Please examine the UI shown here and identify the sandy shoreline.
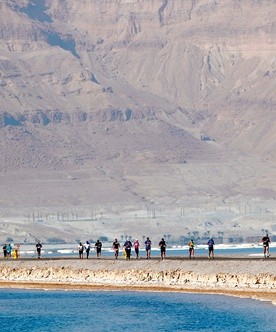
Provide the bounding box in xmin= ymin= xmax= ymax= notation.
xmin=0 ymin=258 xmax=275 ymax=304
xmin=0 ymin=280 xmax=275 ymax=305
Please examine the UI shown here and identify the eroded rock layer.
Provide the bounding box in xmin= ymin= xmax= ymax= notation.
xmin=0 ymin=260 xmax=275 ymax=292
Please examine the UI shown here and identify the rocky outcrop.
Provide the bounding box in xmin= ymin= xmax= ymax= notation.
xmin=0 ymin=107 xmax=157 ymax=127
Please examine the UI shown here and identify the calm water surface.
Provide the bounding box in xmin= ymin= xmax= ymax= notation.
xmin=19 ymin=245 xmax=276 ymax=259
xmin=0 ymin=289 xmax=275 ymax=332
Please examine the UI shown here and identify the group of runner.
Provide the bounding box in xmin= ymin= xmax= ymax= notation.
xmin=187 ymin=238 xmax=214 ymax=260
xmin=111 ymin=234 xmax=271 ymax=260
xmin=188 ymin=234 xmax=271 ymax=260
xmin=51 ymin=233 xmax=271 ymax=260
xmin=112 ymin=236 xmax=216 ymax=260
xmin=112 ymin=237 xmax=166 ymax=260
xmin=77 ymin=240 xmax=103 ymax=259
xmin=112 ymin=236 xmax=217 ymax=260
xmin=2 ymin=243 xmax=13 ymax=258
xmin=2 ymin=234 xmax=271 ymax=259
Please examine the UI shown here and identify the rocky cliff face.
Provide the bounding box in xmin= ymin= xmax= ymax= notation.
xmin=1 ymin=0 xmax=274 ymax=156
xmin=0 ymin=0 xmax=275 ymax=241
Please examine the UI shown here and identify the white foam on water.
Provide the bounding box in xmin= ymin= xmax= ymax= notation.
xmin=57 ymin=249 xmax=74 ymax=254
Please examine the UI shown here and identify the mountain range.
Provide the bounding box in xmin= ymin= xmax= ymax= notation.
xmin=0 ymin=0 xmax=275 ymax=244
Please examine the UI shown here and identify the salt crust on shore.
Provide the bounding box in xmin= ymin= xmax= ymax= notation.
xmin=0 ymin=259 xmax=275 ymax=304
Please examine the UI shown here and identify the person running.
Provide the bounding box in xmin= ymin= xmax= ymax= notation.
xmin=207 ymin=237 xmax=215 ymax=259
xmin=133 ymin=239 xmax=140 ymax=259
xmin=113 ymin=238 xmax=120 ymax=259
xmin=94 ymin=239 xmax=102 ymax=258
xmin=188 ymin=239 xmax=195 ymax=259
xmin=78 ymin=242 xmax=84 ymax=259
xmin=6 ymin=244 xmax=12 ymax=258
xmin=84 ymin=241 xmax=91 ymax=259
xmin=145 ymin=237 xmax=152 ymax=259
xmin=2 ymin=244 xmax=7 ymax=259
xmin=13 ymin=245 xmax=19 ymax=259
xmin=123 ymin=239 xmax=132 ymax=260
xmin=159 ymin=238 xmax=166 ymax=260
xmin=36 ymin=241 xmax=42 ymax=259
xmin=262 ymin=233 xmax=271 ymax=258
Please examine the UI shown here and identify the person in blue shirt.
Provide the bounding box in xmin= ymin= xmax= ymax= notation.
xmin=123 ymin=240 xmax=132 ymax=260
xmin=145 ymin=237 xmax=152 ymax=259
xmin=207 ymin=238 xmax=215 ymax=259
xmin=6 ymin=244 xmax=12 ymax=258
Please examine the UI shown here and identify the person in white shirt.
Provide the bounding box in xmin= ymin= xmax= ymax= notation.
xmin=84 ymin=241 xmax=91 ymax=259
xmin=78 ymin=242 xmax=84 ymax=259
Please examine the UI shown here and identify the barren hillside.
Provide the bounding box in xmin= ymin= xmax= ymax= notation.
xmin=0 ymin=0 xmax=275 ymax=243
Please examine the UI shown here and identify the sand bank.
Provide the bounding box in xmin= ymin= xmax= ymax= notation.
xmin=0 ymin=258 xmax=275 ymax=304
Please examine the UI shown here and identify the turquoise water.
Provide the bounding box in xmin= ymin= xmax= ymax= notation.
xmin=0 ymin=289 xmax=275 ymax=332
xmin=28 ymin=245 xmax=276 ymax=258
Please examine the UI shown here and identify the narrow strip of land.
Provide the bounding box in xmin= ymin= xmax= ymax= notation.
xmin=0 ymin=259 xmax=275 ymax=304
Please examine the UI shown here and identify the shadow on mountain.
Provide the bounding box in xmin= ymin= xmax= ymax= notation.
xmin=43 ymin=31 xmax=80 ymax=59
xmin=20 ymin=0 xmax=52 ymax=23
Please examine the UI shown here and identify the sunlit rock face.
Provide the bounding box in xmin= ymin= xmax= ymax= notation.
xmin=0 ymin=1 xmax=275 ymax=242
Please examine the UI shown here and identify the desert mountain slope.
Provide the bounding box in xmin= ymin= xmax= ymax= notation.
xmin=0 ymin=0 xmax=275 ymax=243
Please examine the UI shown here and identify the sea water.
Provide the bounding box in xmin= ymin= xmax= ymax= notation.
xmin=0 ymin=289 xmax=275 ymax=332
xmin=18 ymin=244 xmax=276 ymax=259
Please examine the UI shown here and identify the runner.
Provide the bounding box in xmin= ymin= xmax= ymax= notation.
xmin=123 ymin=239 xmax=132 ymax=260
xmin=113 ymin=238 xmax=120 ymax=259
xmin=262 ymin=233 xmax=271 ymax=258
xmin=13 ymin=245 xmax=20 ymax=259
xmin=84 ymin=241 xmax=91 ymax=259
xmin=94 ymin=239 xmax=102 ymax=258
xmin=2 ymin=244 xmax=7 ymax=259
xmin=133 ymin=239 xmax=140 ymax=259
xmin=36 ymin=241 xmax=42 ymax=259
xmin=159 ymin=238 xmax=166 ymax=260
xmin=207 ymin=237 xmax=215 ymax=259
xmin=78 ymin=242 xmax=84 ymax=259
xmin=6 ymin=244 xmax=12 ymax=258
xmin=188 ymin=239 xmax=195 ymax=259
xmin=145 ymin=237 xmax=152 ymax=259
